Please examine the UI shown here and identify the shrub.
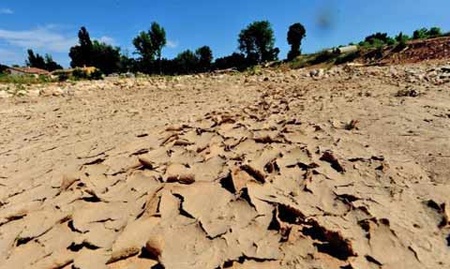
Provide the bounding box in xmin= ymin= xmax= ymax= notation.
xmin=413 ymin=28 xmax=428 ymax=39
xmin=72 ymin=68 xmax=103 ymax=80
xmin=72 ymin=69 xmax=88 ymax=80
xmin=58 ymin=73 xmax=69 ymax=82
xmin=89 ymin=69 xmax=103 ymax=80
xmin=392 ymin=38 xmax=408 ymax=52
xmin=427 ymin=27 xmax=442 ymax=38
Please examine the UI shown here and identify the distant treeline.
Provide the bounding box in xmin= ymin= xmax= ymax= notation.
xmin=355 ymin=27 xmax=447 ymax=49
xmin=61 ymin=21 xmax=306 ymax=75
xmin=2 ymin=23 xmax=448 ymax=76
xmin=3 ymin=21 xmax=306 ymax=76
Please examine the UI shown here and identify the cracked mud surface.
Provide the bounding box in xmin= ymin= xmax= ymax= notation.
xmin=1 ymin=62 xmax=450 ymax=268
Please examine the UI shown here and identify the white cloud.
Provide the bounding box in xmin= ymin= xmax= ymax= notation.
xmin=0 ymin=8 xmax=13 ymax=14
xmin=0 ymin=26 xmax=77 ymax=53
xmin=167 ymin=40 xmax=178 ymax=49
xmin=98 ymin=36 xmax=115 ymax=45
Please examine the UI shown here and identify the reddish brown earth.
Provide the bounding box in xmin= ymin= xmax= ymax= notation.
xmin=367 ymin=36 xmax=450 ymax=65
xmin=0 ymin=61 xmax=450 ymax=269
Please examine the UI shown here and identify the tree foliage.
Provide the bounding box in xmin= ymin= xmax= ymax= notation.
xmin=133 ymin=22 xmax=166 ymax=73
xmin=51 ymin=21 xmax=449 ymax=77
xmin=26 ymin=49 xmax=62 ymax=71
xmin=196 ymin=46 xmax=213 ymax=72
xmin=395 ymin=32 xmax=410 ymax=43
xmin=91 ymin=41 xmax=121 ymax=75
xmin=359 ymin=32 xmax=395 ymax=48
xmin=69 ymin=26 xmax=121 ymax=74
xmin=213 ymin=53 xmax=247 ymax=71
xmin=69 ymin=27 xmax=94 ymax=67
xmin=26 ymin=49 xmax=46 ymax=69
xmin=413 ymin=27 xmax=442 ymax=39
xmin=0 ymin=64 xmax=8 ymax=73
xmin=413 ymin=28 xmax=428 ymax=40
xmin=287 ymin=23 xmax=306 ymax=61
xmin=174 ymin=50 xmax=199 ymax=74
xmin=133 ymin=31 xmax=153 ymax=61
xmin=238 ymin=20 xmax=279 ymax=64
xmin=428 ymin=27 xmax=442 ymax=37
xmin=150 ymin=22 xmax=167 ymax=62
xmin=43 ymin=54 xmax=63 ymax=71
xmin=156 ymin=46 xmax=214 ymax=75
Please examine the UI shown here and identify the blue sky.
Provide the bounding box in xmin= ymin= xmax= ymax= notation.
xmin=0 ymin=0 xmax=449 ymax=67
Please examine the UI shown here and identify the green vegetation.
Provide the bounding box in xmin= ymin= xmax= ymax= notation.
xmin=132 ymin=22 xmax=167 ymax=74
xmin=0 ymin=73 xmax=54 ymax=84
xmin=287 ymin=23 xmax=306 ymax=61
xmin=196 ymin=46 xmax=213 ymax=73
xmin=69 ymin=27 xmax=121 ymax=75
xmin=359 ymin=32 xmax=395 ymax=48
xmin=288 ymin=50 xmax=338 ymax=69
xmin=1 ymin=23 xmax=448 ymax=80
xmin=358 ymin=27 xmax=445 ymax=50
xmin=413 ymin=27 xmax=442 ymax=39
xmin=238 ymin=20 xmax=279 ymax=65
xmin=213 ymin=53 xmax=247 ymax=71
xmin=288 ymin=26 xmax=447 ymax=68
xmin=26 ymin=49 xmax=62 ymax=71
xmin=71 ymin=68 xmax=103 ymax=80
xmin=0 ymin=64 xmax=8 ymax=74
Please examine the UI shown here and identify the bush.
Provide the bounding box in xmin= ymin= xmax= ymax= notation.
xmin=89 ymin=69 xmax=103 ymax=80
xmin=58 ymin=73 xmax=69 ymax=82
xmin=72 ymin=68 xmax=103 ymax=80
xmin=413 ymin=28 xmax=429 ymax=39
xmin=392 ymin=39 xmax=408 ymax=52
xmin=72 ymin=69 xmax=88 ymax=80
xmin=0 ymin=74 xmax=55 ymax=84
xmin=427 ymin=27 xmax=442 ymax=38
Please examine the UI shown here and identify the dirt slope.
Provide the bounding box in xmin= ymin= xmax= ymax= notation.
xmin=0 ymin=62 xmax=449 ymax=269
xmin=366 ymin=36 xmax=450 ymax=65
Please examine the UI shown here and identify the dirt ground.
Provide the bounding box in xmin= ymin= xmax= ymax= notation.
xmin=0 ymin=62 xmax=449 ymax=269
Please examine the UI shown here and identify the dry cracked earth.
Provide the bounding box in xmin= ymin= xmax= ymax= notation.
xmin=0 ymin=62 xmax=450 ymax=269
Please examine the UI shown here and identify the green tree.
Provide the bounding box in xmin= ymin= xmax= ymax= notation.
xmin=91 ymin=41 xmax=121 ymax=75
xmin=195 ymin=46 xmax=213 ymax=72
xmin=26 ymin=49 xmax=62 ymax=71
xmin=174 ymin=50 xmax=199 ymax=74
xmin=132 ymin=22 xmax=166 ymax=73
xmin=358 ymin=32 xmax=398 ymax=48
xmin=213 ymin=53 xmax=247 ymax=71
xmin=132 ymin=30 xmax=153 ymax=71
xmin=69 ymin=27 xmax=120 ymax=74
xmin=393 ymin=32 xmax=410 ymax=51
xmin=238 ymin=20 xmax=279 ymax=64
xmin=44 ymin=54 xmax=63 ymax=71
xmin=427 ymin=27 xmax=442 ymax=37
xmin=287 ymin=23 xmax=306 ymax=61
xmin=69 ymin=26 xmax=94 ymax=67
xmin=118 ymin=54 xmax=136 ymax=73
xmin=150 ymin=23 xmax=166 ymax=66
xmin=0 ymin=64 xmax=8 ymax=73
xmin=413 ymin=28 xmax=428 ymax=39
xmin=395 ymin=32 xmax=410 ymax=43
xmin=26 ymin=49 xmax=46 ymax=69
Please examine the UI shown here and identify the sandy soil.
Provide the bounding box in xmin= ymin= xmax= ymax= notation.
xmin=0 ymin=62 xmax=449 ymax=269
